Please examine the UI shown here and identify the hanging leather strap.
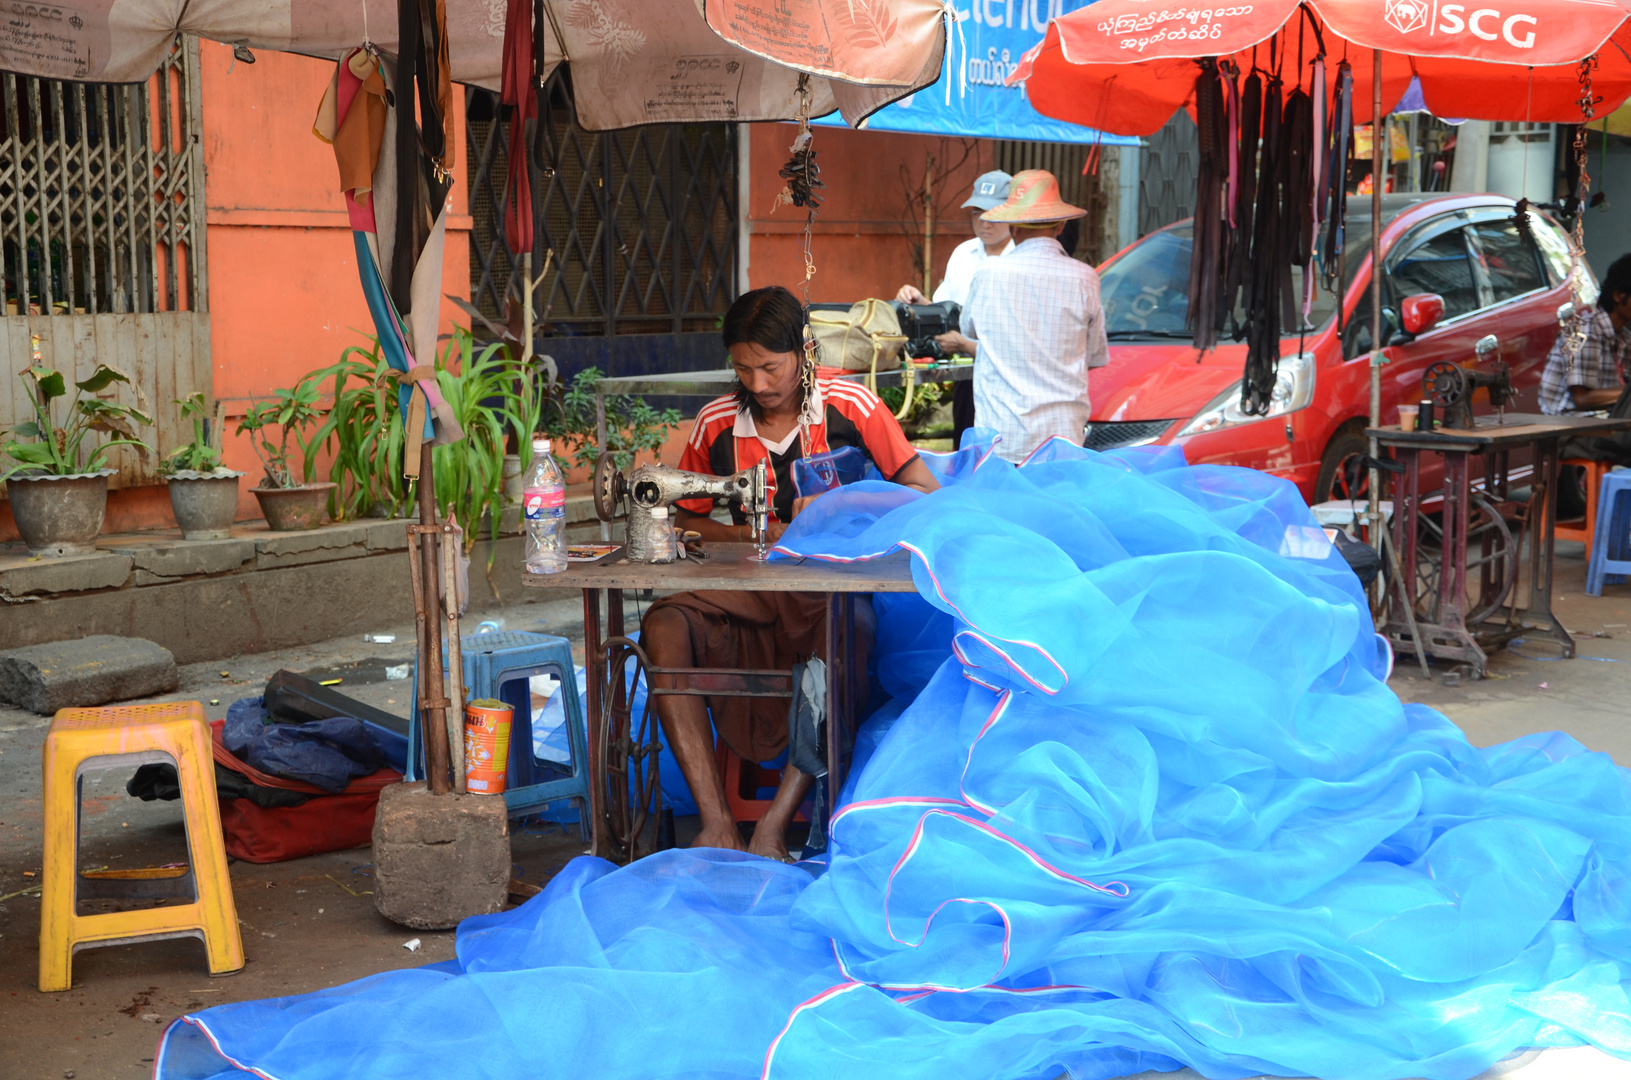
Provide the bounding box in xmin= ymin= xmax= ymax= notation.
xmin=401 ymin=365 xmax=436 ymax=477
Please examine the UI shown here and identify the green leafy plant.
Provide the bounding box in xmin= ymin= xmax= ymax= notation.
xmin=430 ymin=325 xmax=529 ymax=553
xmin=296 ymin=326 xmax=683 ymax=557
xmin=237 ymin=381 xmax=323 ymax=489
xmin=303 ymin=326 xmax=533 ymax=552
xmin=881 ymin=379 xmax=946 ymax=436
xmin=303 ymin=340 xmax=412 ymax=519
xmin=1 ymin=362 xmax=153 ymax=482
xmin=542 ymin=365 xmax=682 ymax=474
xmin=158 ymin=392 xmax=225 ymax=475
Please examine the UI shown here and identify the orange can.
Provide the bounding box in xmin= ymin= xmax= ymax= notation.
xmin=463 ymin=699 xmax=513 ymax=794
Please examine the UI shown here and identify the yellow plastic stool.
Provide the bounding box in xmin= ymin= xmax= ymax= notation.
xmin=39 ymin=700 xmax=243 ymax=992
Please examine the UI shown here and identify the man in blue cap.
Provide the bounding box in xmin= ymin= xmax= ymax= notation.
xmin=897 ymin=169 xmax=1013 ymax=448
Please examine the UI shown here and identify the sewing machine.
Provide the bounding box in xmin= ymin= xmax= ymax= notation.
xmin=593 ymin=453 xmax=771 ymax=562
xmin=1422 ymin=357 xmax=1516 ymax=430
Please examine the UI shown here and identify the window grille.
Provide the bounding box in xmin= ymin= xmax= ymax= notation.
xmin=993 ymin=140 xmax=1107 ymax=263
xmin=466 ymin=74 xmax=738 ymax=336
xmin=1138 ymin=110 xmax=1197 ymax=238
xmin=0 ymin=39 xmax=206 ymax=316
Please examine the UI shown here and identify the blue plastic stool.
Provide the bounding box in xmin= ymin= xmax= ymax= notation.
xmin=407 ymin=631 xmax=590 ymax=826
xmin=1586 ymin=469 xmax=1631 ymax=596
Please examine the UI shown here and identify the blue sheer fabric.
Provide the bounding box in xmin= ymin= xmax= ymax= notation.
xmin=158 ymin=431 xmax=1631 ymax=1080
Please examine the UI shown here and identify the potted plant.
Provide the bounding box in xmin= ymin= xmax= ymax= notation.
xmin=1 ymin=354 xmax=153 ymax=556
xmin=159 ymin=392 xmax=245 ymax=540
xmin=237 ymin=380 xmax=334 ymax=531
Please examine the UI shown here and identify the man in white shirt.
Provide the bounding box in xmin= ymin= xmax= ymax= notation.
xmin=896 ymin=170 xmax=1013 ymax=447
xmin=960 ymin=169 xmax=1109 ymax=463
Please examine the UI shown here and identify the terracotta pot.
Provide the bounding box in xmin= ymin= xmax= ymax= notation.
xmin=250 ymin=483 xmax=336 ymax=531
xmin=4 ymin=470 xmax=114 ymax=556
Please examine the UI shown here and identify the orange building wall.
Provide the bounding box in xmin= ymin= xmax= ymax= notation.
xmin=202 ymin=42 xmax=474 ymax=522
xmin=745 ymin=125 xmax=1000 ymax=301
xmin=51 ymin=42 xmax=475 ymax=535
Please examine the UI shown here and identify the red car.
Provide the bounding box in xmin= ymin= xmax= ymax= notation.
xmin=1087 ymin=193 xmax=1594 ymax=504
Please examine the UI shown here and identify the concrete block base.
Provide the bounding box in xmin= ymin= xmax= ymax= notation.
xmin=371 ymin=781 xmax=510 ymax=930
xmin=0 ymin=634 xmax=178 ymax=714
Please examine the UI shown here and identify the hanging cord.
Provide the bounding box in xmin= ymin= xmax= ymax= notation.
xmin=774 ymin=74 xmax=824 ymax=462
xmin=1561 ymin=55 xmax=1600 ymax=361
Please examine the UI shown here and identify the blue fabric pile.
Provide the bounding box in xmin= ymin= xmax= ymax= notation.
xmin=223 ymin=696 xmax=385 ymax=793
xmin=158 ymin=434 xmax=1631 ymax=1080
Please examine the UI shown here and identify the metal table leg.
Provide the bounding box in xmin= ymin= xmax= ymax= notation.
xmin=824 ymin=593 xmax=857 ymax=828
xmin=582 ymin=587 xmax=609 ymax=858
xmin=1517 ymin=436 xmax=1575 ymax=658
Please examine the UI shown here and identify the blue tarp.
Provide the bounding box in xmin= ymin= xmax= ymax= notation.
xmin=815 ymin=1 xmax=1140 ymax=146
xmin=157 ymin=432 xmax=1631 ymax=1080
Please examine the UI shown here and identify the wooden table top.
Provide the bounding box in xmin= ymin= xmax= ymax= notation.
xmin=522 ymin=543 xmax=918 ymax=593
xmin=1368 ymin=412 xmax=1631 ymax=450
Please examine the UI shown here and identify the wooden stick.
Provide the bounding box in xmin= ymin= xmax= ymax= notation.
xmin=442 ymin=516 xmax=467 ymax=792
xmin=416 ymin=442 xmax=452 ymax=794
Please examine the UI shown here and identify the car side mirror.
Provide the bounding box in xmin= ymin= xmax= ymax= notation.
xmin=1401 ymin=293 xmax=1445 ymax=336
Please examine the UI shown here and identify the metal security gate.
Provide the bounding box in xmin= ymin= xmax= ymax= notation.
xmin=466 ymin=74 xmax=738 ymax=337
xmin=0 ymin=39 xmax=210 ymax=491
xmin=993 ymin=140 xmax=1109 ymax=263
xmin=1139 ymin=110 xmax=1198 ymax=237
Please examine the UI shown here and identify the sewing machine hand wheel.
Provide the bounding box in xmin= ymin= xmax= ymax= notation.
xmin=593 ymin=452 xmax=627 ymax=522
xmin=1422 ymin=361 xmax=1464 ymax=407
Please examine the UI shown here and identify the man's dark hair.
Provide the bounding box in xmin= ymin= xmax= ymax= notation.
xmin=1602 ymin=254 xmax=1631 ymax=309
xmin=724 ymin=286 xmax=811 ymax=420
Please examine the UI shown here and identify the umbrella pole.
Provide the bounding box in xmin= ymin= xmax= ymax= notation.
xmin=1367 ymin=50 xmax=1385 ymax=605
xmin=416 ymin=441 xmax=453 ymax=795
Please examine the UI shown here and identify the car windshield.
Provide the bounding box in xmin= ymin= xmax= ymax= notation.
xmin=1100 ymin=221 xmax=1372 ymax=339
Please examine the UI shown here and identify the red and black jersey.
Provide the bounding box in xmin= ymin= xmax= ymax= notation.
xmin=677 ymin=370 xmax=920 ymax=524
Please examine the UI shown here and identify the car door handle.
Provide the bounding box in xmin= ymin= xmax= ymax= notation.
xmin=1557 ymin=301 xmax=1576 ymax=325
xmin=1475 ymin=334 xmax=1498 ymax=359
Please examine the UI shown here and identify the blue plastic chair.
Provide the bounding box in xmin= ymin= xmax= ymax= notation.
xmin=407 ymin=631 xmax=590 ymax=827
xmin=1586 ymin=470 xmax=1631 ymax=596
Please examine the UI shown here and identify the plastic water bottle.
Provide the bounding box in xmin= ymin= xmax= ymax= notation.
xmin=523 ymin=437 xmax=567 ymax=575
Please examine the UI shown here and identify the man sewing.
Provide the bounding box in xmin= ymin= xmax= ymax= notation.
xmin=641 ymin=286 xmax=940 ymax=861
xmin=960 ymin=169 xmax=1110 ymax=463
xmin=896 ymin=170 xmax=1013 ymax=449
xmin=1540 ymin=253 xmax=1631 ymax=467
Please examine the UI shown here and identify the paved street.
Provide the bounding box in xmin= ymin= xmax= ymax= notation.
xmin=1 ymin=546 xmax=1629 ymax=1077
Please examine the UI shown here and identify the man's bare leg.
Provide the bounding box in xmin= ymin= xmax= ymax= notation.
xmin=747 ymin=764 xmax=815 ymax=862
xmin=642 ymin=607 xmax=743 ymax=851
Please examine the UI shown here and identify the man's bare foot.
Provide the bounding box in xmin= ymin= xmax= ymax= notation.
xmin=691 ymin=821 xmax=746 ymax=851
xmin=747 ymin=830 xmax=796 ymax=863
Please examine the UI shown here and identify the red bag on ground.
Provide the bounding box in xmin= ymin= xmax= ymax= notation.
xmin=207 ymin=719 xmax=401 ymax=864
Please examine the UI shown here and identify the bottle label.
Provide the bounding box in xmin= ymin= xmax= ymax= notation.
xmin=523 ymin=488 xmax=565 ymax=520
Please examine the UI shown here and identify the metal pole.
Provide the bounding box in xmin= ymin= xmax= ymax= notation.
xmin=1367 ymin=50 xmax=1386 ymax=595
xmin=922 ymin=153 xmax=935 ymax=297
xmin=417 ymin=442 xmax=452 ymax=794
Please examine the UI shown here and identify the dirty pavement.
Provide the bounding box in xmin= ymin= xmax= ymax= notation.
xmin=2 ymin=553 xmax=1629 ymax=1078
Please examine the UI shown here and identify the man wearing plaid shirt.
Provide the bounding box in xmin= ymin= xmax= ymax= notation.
xmin=1539 ymin=254 xmax=1631 ymax=465
xmin=961 ymin=170 xmax=1109 ymax=463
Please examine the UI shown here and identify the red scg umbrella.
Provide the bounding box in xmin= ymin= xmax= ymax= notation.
xmin=1012 ymin=0 xmax=1631 ymax=136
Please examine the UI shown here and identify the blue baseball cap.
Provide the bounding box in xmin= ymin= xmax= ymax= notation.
xmin=962 ymin=170 xmax=1012 ymax=212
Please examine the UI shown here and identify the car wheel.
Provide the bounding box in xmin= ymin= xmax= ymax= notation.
xmin=1314 ymin=426 xmax=1372 ymax=505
